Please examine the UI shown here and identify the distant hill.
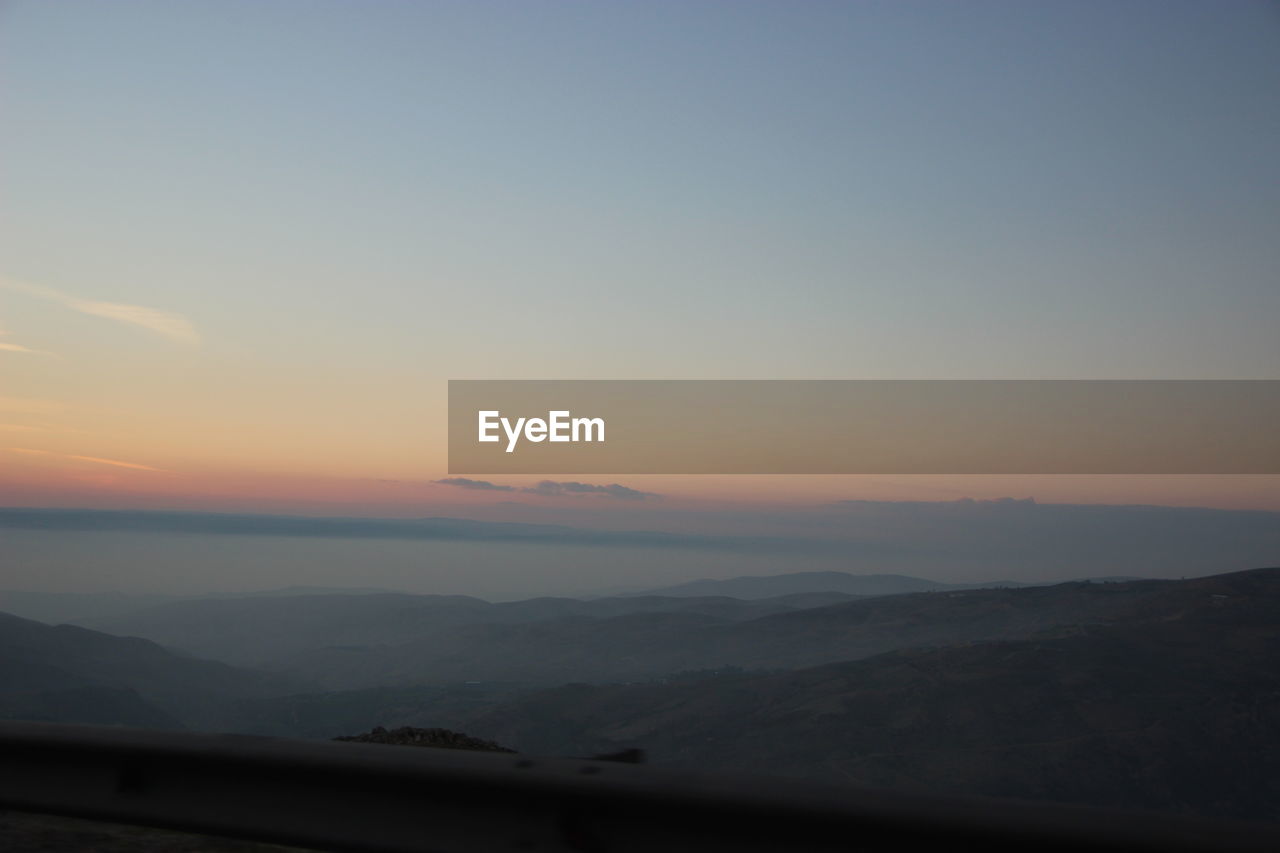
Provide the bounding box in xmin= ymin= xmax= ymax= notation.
xmin=16 ymin=568 xmax=1280 ymax=821
xmin=0 ymin=591 xmax=187 ymax=627
xmin=80 ymin=572 xmax=1160 ymax=681
xmin=627 ymin=570 xmax=1149 ymax=599
xmin=0 ymin=586 xmax=399 ymax=626
xmin=267 ymin=571 xmax=1227 ymax=690
xmin=219 ymin=585 xmax=400 ymax=598
xmin=629 ymin=571 xmax=977 ymax=599
xmin=0 ymin=611 xmax=304 ymax=729
xmin=200 ymin=568 xmax=1277 ymax=699
xmin=422 ymin=567 xmax=1280 ymax=821
xmin=77 ymin=590 xmax=860 ymax=667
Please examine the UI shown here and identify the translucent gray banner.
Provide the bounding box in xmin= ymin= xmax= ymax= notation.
xmin=448 ymin=380 xmax=1280 ymax=474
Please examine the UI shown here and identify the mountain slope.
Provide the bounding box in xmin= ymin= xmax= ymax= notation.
xmin=0 ymin=611 xmax=303 ymax=729
xmin=436 ymin=568 xmax=1280 ymax=820
xmin=77 ymin=590 xmax=862 ymax=666
xmin=629 ymin=570 xmax=1156 ymax=599
xmin=273 ymin=570 xmax=1276 ymax=689
xmin=630 ymin=571 xmax=972 ymax=598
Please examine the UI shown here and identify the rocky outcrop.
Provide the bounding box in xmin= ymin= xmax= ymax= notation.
xmin=334 ymin=725 xmax=515 ymax=753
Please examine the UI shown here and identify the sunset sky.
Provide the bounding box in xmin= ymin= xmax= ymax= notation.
xmin=3 ymin=0 xmax=1278 ymax=526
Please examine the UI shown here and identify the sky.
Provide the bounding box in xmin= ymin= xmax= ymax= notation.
xmin=1 ymin=1 xmax=1278 ymax=594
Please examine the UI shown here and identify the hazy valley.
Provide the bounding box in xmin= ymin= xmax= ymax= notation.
xmin=3 ymin=567 xmax=1278 ymax=822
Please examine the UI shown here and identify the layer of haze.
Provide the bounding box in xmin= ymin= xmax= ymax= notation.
xmin=2 ymin=499 xmax=1277 ymax=598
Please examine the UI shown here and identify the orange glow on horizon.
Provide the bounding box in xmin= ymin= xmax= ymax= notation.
xmin=2 ymin=444 xmax=1278 ymax=517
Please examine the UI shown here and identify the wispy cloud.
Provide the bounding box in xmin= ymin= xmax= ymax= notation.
xmin=0 ymin=341 xmax=47 ymax=355
xmin=2 ymin=279 xmax=200 ymax=345
xmin=65 ymin=454 xmax=165 ymax=472
xmin=5 ymin=447 xmax=165 ymax=472
xmin=0 ymin=326 xmax=49 ymax=356
xmin=523 ymin=480 xmax=659 ymax=501
xmin=434 ymin=477 xmax=516 ymax=492
xmin=435 ymin=477 xmax=660 ymax=501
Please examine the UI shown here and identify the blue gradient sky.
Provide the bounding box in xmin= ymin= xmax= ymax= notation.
xmin=2 ymin=1 xmax=1278 ymax=512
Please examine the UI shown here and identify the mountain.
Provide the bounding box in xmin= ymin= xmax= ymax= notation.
xmin=0 ymin=611 xmax=304 ymax=729
xmin=76 ymin=590 xmax=861 ymax=667
xmin=79 ymin=593 xmax=491 ymax=665
xmin=628 ymin=570 xmax=1150 ymax=599
xmin=220 ymin=585 xmax=401 ymax=598
xmin=266 ymin=571 xmax=1246 ymax=690
xmin=629 ymin=571 xmax=969 ymax=598
xmin=402 ymin=567 xmax=1280 ymax=821
xmin=79 ymin=572 xmax=1173 ymax=688
xmin=0 ymin=586 xmax=399 ymax=626
xmin=0 ymin=591 xmax=187 ymax=626
xmin=228 ymin=568 xmax=1278 ymax=704
xmin=22 ymin=568 xmax=1278 ymax=821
